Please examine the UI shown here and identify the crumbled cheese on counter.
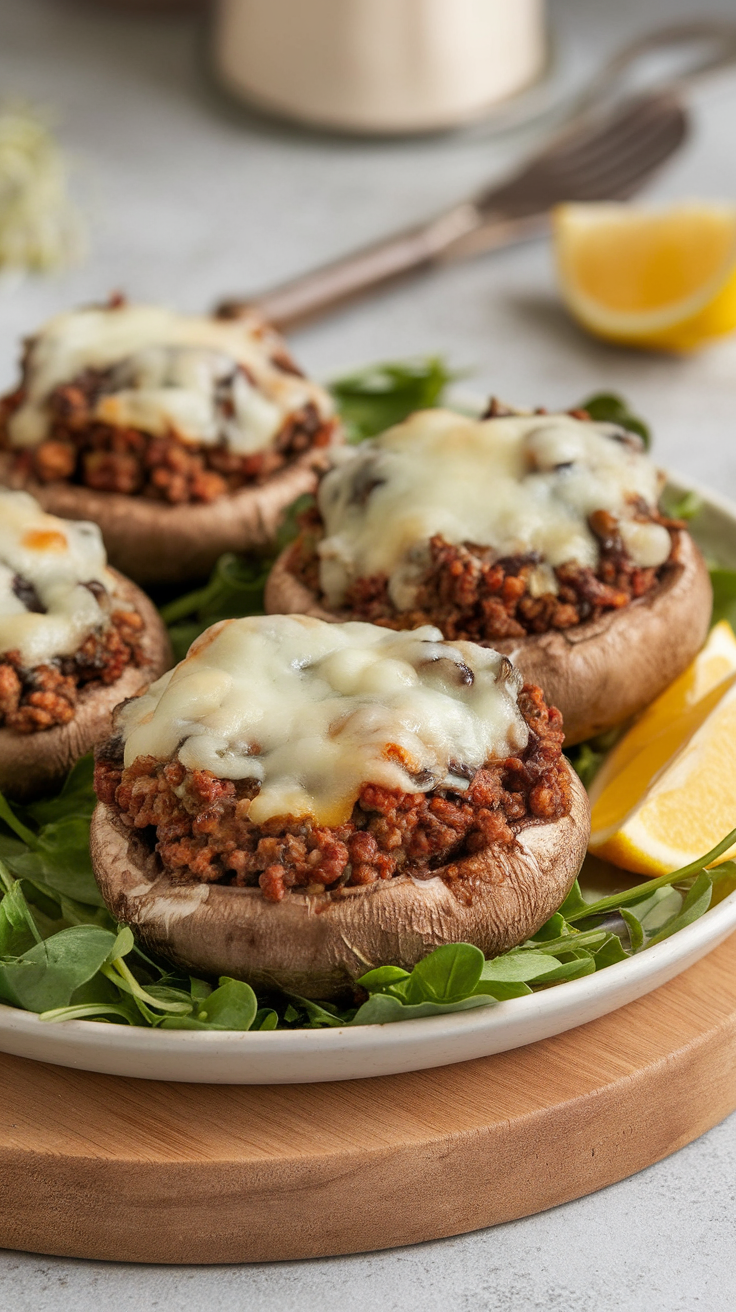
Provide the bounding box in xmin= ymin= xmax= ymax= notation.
xmin=316 ymin=408 xmax=671 ymax=610
xmin=7 ymin=303 xmax=334 ymax=454
xmin=118 ymin=614 xmax=529 ymax=827
xmin=0 ymin=490 xmax=120 ymax=666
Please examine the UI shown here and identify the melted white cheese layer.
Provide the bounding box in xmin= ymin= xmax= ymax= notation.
xmin=0 ymin=490 xmax=119 ymax=666
xmin=316 ymin=409 xmax=671 ymax=609
xmin=118 ymin=614 xmax=529 ymax=827
xmin=7 ymin=303 xmax=334 ymax=455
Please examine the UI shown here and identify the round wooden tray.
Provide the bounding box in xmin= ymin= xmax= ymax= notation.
xmin=2 ymin=930 xmax=736 ymax=1265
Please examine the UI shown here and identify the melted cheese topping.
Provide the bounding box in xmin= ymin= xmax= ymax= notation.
xmin=7 ymin=303 xmax=334 ymax=454
xmin=118 ymin=614 xmax=529 ymax=827
xmin=316 ymin=409 xmax=671 ymax=609
xmin=0 ymin=490 xmax=120 ymax=666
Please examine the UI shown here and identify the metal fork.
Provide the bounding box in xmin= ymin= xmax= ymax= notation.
xmin=223 ymin=91 xmax=687 ymax=332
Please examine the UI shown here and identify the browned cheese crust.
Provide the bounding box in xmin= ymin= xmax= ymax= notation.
xmin=0 ymin=446 xmax=335 ymax=584
xmin=0 ymin=570 xmax=172 ymax=802
xmin=90 ymin=760 xmax=590 ymax=999
xmin=265 ymin=529 xmax=713 ymax=746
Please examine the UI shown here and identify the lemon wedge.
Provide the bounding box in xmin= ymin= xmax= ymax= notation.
xmin=589 ymin=623 xmax=736 ymax=875
xmin=591 ymin=620 xmax=736 ymax=791
xmin=554 ymin=202 xmax=736 ymax=351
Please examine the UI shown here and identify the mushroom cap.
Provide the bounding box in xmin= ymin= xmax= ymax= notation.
xmin=0 ymin=570 xmax=172 ymax=803
xmin=0 ymin=445 xmax=335 ymax=584
xmin=90 ymin=762 xmax=589 ymax=1000
xmin=265 ymin=529 xmax=713 ymax=746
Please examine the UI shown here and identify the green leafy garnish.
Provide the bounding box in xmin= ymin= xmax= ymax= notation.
xmin=709 ymin=568 xmax=736 ymax=630
xmin=329 ymin=357 xmax=456 ymax=442
xmin=160 ymin=977 xmax=258 ymax=1031
xmin=579 ymin=392 xmax=651 ymax=448
xmin=660 ymin=489 xmax=703 ymax=522
xmin=159 ymin=553 xmax=272 ymax=662
xmin=565 ymin=727 xmax=623 ymax=789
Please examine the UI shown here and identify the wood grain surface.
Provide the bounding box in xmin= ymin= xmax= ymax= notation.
xmin=1 ymin=932 xmax=736 ymax=1265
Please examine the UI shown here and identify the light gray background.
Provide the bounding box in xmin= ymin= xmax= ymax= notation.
xmin=1 ymin=1 xmax=736 ymax=1308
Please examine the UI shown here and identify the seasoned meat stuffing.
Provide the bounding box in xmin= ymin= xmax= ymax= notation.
xmin=0 ymin=371 xmax=337 ymax=504
xmin=95 ymin=682 xmax=571 ymax=903
xmin=0 ymin=606 xmax=145 ymax=733
xmin=288 ymin=506 xmax=680 ymax=642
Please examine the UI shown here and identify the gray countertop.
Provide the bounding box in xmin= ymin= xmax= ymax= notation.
xmin=1 ymin=1 xmax=736 ymax=1308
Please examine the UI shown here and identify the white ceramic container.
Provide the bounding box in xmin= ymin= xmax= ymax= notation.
xmin=212 ymin=0 xmax=548 ymax=134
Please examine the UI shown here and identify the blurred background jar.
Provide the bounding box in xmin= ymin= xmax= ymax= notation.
xmin=211 ymin=0 xmax=548 ymax=135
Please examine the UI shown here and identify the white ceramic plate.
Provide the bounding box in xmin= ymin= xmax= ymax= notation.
xmin=0 ymin=471 xmax=734 ymax=1083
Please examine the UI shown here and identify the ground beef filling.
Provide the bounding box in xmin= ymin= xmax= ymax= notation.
xmin=289 ymin=506 xmax=680 ymax=643
xmin=94 ymin=683 xmax=571 ymax=904
xmin=0 ymin=606 xmax=145 ymax=733
xmin=0 ymin=369 xmax=336 ymax=505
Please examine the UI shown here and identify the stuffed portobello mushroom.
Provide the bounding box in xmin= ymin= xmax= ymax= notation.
xmin=0 ymin=297 xmax=341 ymax=583
xmin=91 ymin=614 xmax=589 ymax=999
xmin=266 ymin=404 xmax=712 ymax=745
xmin=0 ymin=490 xmax=171 ymax=802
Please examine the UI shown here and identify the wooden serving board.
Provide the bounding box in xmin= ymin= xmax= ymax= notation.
xmin=1 ymin=931 xmax=736 ymax=1266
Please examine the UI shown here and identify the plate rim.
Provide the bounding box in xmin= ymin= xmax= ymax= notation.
xmin=0 ymin=884 xmax=735 ymax=1053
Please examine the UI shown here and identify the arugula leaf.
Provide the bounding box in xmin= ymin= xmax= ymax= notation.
xmin=522 ymin=950 xmax=597 ymax=983
xmin=0 ymin=925 xmax=121 ymax=1013
xmin=477 ymin=950 xmax=575 ymax=985
xmin=566 ymin=826 xmax=736 ymax=925
xmin=189 ymin=976 xmax=213 ymax=1003
xmin=25 ymin=756 xmax=96 ymax=825
xmin=646 ymin=872 xmax=714 ymax=946
xmin=579 ymin=392 xmax=650 ymax=448
xmin=529 ymin=911 xmax=570 ymax=942
xmin=709 ymin=568 xmax=736 ymax=630
xmin=283 ymin=995 xmax=353 ymax=1028
xmin=160 ymin=553 xmax=272 ymax=662
xmin=356 ymin=964 xmax=410 ymax=991
xmin=330 ymin=358 xmax=455 ymax=443
xmin=590 ymin=934 xmax=629 ymax=969
xmin=161 ymin=977 xmax=257 ymax=1031
xmin=0 ymin=793 xmax=37 ymax=847
xmin=556 ymin=880 xmax=589 ymax=920
xmin=41 ymin=1001 xmax=140 ymax=1025
xmin=7 ymin=815 xmax=104 ymax=907
xmin=565 ymin=727 xmax=623 ymax=789
xmin=0 ymin=873 xmax=41 ymax=957
xmin=621 ymin=907 xmax=645 ymax=953
xmin=351 ymin=991 xmax=497 ymax=1025
xmin=660 ymin=489 xmax=703 ymax=522
xmin=402 ymin=942 xmax=485 ymax=1005
xmin=101 ymin=950 xmax=191 ymax=1018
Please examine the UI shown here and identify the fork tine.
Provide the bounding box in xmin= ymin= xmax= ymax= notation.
xmin=556 ymin=104 xmax=687 ymax=195
xmin=479 ymin=93 xmax=687 ymax=213
xmin=546 ymin=95 xmax=679 ymax=171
